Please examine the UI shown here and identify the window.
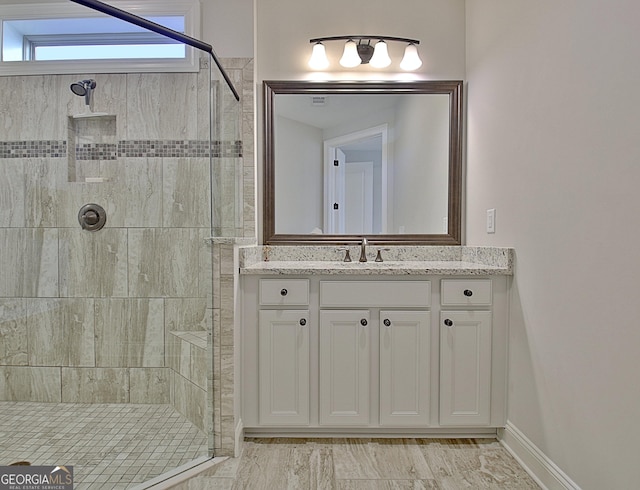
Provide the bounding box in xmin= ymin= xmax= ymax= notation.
xmin=0 ymin=0 xmax=201 ymax=74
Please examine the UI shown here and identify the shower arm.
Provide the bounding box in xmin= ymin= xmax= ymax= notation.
xmin=68 ymin=0 xmax=240 ymax=102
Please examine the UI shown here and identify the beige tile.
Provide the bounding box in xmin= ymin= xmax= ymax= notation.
xmin=179 ymin=338 xmax=191 ymax=378
xmin=0 ymin=228 xmax=58 ymax=298
xmin=164 ymin=298 xmax=208 ymax=333
xmin=196 ymin=58 xmax=211 ymax=142
xmin=94 ymin=298 xmax=164 ymax=367
xmin=188 ymin=381 xmax=207 ymax=432
xmin=172 ymin=371 xmax=206 ymax=431
xmin=16 ymin=76 xmax=66 ymax=140
xmin=61 ymin=367 xmax=129 ymax=403
xmin=219 ymin=275 xmax=235 ymax=347
xmin=126 ymin=73 xmax=197 ymax=140
xmin=337 ymin=481 xmax=438 ymax=490
xmin=167 ymin=331 xmax=180 ymax=372
xmin=130 ymin=367 xmax=170 ymax=404
xmin=220 ymin=345 xmax=233 ymax=417
xmin=128 ymin=228 xmax=205 ymax=298
xmin=332 ymin=439 xmax=434 ymax=481
xmin=218 ymin=416 xmax=237 ymax=457
xmin=191 ymin=341 xmax=208 ymax=390
xmin=232 ymin=442 xmax=334 ymax=489
xmin=24 ymin=158 xmax=62 ymax=228
xmin=0 ymin=299 xmax=28 ymax=365
xmin=56 ymin=157 xmax=162 ymax=228
xmin=59 ymin=228 xmax=128 ymax=297
xmin=0 ymin=159 xmax=25 ymax=227
xmin=421 ymin=444 xmax=538 ymax=489
xmin=27 ymin=298 xmax=95 ymax=367
xmin=83 ymin=73 xmax=128 ymax=139
xmin=163 ymin=158 xmax=210 ymax=227
xmin=121 ymin=157 xmax=163 ymax=227
xmin=0 ymin=366 xmax=61 ymax=402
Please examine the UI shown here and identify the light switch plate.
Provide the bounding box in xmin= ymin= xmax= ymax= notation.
xmin=486 ymin=208 xmax=496 ymax=233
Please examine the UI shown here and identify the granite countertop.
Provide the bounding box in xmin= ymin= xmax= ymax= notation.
xmin=239 ymin=246 xmax=513 ymax=276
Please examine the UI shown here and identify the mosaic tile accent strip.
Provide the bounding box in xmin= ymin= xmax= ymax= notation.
xmin=0 ymin=141 xmax=66 ymax=158
xmin=0 ymin=140 xmax=243 ymax=159
xmin=75 ymin=143 xmax=118 ymax=161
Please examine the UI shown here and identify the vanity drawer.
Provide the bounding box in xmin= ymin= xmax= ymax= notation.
xmin=320 ymin=281 xmax=431 ymax=308
xmin=441 ymin=279 xmax=492 ymax=306
xmin=260 ymin=279 xmax=309 ymax=305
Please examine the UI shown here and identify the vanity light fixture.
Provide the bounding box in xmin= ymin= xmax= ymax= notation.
xmin=308 ymin=35 xmax=422 ymax=71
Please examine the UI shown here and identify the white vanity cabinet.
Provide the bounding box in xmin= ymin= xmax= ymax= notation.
xmin=318 ymin=280 xmax=431 ymax=427
xmin=256 ymin=279 xmax=310 ymax=425
xmin=378 ymin=309 xmax=431 ymax=426
xmin=439 ymin=279 xmax=493 ymax=426
xmin=241 ymin=274 xmax=508 ymax=434
xmin=318 ymin=309 xmax=371 ymax=425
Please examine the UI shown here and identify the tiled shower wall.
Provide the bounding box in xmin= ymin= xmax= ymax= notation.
xmin=0 ymin=58 xmax=253 ymax=446
xmin=210 ymin=58 xmax=255 ymax=456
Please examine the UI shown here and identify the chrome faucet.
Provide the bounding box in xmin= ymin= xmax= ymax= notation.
xmin=359 ymin=237 xmax=368 ymax=262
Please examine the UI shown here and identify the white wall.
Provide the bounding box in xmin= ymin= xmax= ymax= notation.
xmin=275 ymin=116 xmax=323 ymax=233
xmin=201 ymin=0 xmax=253 ymax=57
xmin=466 ymin=1 xmax=640 ymax=488
xmin=394 ymin=95 xmax=449 ymax=234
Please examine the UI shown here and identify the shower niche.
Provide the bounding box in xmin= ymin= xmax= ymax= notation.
xmin=67 ymin=113 xmax=117 ymax=183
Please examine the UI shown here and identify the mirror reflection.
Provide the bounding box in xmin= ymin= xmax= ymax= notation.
xmin=264 ymin=81 xmax=463 ymax=245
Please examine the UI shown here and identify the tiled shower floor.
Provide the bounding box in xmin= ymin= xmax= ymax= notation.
xmin=0 ymin=402 xmax=208 ymax=489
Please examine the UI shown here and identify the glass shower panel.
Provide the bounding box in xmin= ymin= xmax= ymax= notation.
xmin=209 ymin=55 xmax=243 ymax=238
xmin=0 ymin=54 xmax=223 ymax=486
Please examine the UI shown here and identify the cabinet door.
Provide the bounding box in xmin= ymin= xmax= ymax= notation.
xmin=379 ymin=310 xmax=430 ymax=427
xmin=319 ymin=310 xmax=370 ymax=425
xmin=440 ymin=311 xmax=492 ymax=426
xmin=258 ymin=310 xmax=309 ymax=425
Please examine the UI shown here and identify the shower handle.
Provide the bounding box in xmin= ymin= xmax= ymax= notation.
xmin=83 ymin=210 xmax=100 ymax=226
xmin=78 ymin=203 xmax=107 ymax=231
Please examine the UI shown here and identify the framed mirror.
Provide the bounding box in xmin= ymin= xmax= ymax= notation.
xmin=263 ymin=80 xmax=463 ymax=245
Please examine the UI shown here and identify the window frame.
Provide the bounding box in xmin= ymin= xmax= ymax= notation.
xmin=0 ymin=0 xmax=201 ymax=75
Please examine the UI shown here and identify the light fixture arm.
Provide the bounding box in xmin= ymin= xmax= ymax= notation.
xmin=309 ymin=35 xmax=420 ymax=44
xmin=309 ymin=35 xmax=420 ymax=45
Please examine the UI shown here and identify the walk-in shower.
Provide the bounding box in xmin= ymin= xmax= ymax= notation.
xmin=0 ymin=0 xmax=242 ymax=488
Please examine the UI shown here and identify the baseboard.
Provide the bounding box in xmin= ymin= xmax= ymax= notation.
xmin=499 ymin=421 xmax=581 ymax=490
xmin=244 ymin=427 xmax=498 ymax=438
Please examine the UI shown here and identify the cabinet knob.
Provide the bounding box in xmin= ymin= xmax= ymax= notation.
xmin=299 ymin=318 xmax=307 ymax=326
xmin=383 ymin=318 xmax=391 ymax=327
xmin=360 ymin=318 xmax=368 ymax=327
xmin=280 ymin=288 xmax=288 ymax=296
xmin=444 ymin=318 xmax=454 ymax=327
xmin=463 ymin=289 xmax=473 ymax=297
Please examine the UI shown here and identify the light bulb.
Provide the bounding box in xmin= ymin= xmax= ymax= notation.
xmin=369 ymin=40 xmax=391 ymax=68
xmin=309 ymin=42 xmax=329 ymax=70
xmin=400 ymin=43 xmax=422 ymax=71
xmin=339 ymin=40 xmax=361 ymax=68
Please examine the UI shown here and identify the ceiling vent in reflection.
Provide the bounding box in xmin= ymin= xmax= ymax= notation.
xmin=311 ymin=96 xmax=327 ymax=106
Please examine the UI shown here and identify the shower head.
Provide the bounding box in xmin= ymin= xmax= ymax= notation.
xmin=70 ymin=79 xmax=97 ymax=105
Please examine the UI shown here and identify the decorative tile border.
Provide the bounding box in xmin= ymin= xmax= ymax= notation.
xmin=0 ymin=140 xmax=66 ymax=158
xmin=1 ymin=139 xmax=242 ymax=160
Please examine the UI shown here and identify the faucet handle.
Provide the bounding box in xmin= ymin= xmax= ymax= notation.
xmin=337 ymin=247 xmax=352 ymax=262
xmin=375 ymin=248 xmax=390 ymax=262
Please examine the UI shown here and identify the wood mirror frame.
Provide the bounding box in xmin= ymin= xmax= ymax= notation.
xmin=263 ymin=80 xmax=463 ymax=245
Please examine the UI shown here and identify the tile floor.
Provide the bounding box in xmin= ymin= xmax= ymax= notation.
xmin=0 ymin=402 xmax=208 ymax=489
xmin=168 ymin=438 xmax=541 ymax=489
